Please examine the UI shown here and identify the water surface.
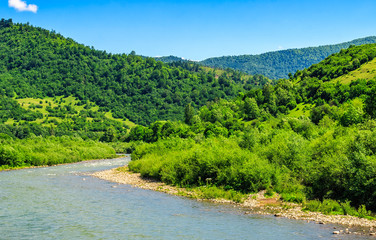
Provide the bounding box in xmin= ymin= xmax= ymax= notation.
xmin=0 ymin=156 xmax=372 ymax=239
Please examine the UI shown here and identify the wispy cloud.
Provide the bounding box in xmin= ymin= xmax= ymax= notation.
xmin=8 ymin=0 xmax=38 ymax=13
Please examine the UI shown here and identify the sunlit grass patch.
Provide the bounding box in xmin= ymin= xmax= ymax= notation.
xmin=331 ymin=58 xmax=376 ymax=84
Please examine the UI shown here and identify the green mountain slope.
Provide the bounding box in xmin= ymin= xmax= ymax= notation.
xmin=0 ymin=19 xmax=270 ymax=126
xmin=293 ymin=43 xmax=376 ymax=104
xmin=200 ymin=36 xmax=376 ymax=79
xmin=0 ymin=93 xmax=132 ymax=140
xmin=294 ymin=43 xmax=376 ymax=81
xmin=330 ymin=57 xmax=376 ymax=84
xmin=125 ymin=42 xmax=376 ymax=213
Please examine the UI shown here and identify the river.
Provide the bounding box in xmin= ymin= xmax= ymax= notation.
xmin=0 ymin=156 xmax=373 ymax=239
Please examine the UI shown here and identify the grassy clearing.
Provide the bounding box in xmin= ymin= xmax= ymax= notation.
xmin=13 ymin=96 xmax=135 ymax=127
xmin=201 ymin=66 xmax=255 ymax=82
xmin=331 ymin=58 xmax=376 ymax=84
xmin=17 ymin=96 xmax=92 ymax=117
xmin=201 ymin=66 xmax=225 ymax=77
xmin=287 ymin=103 xmax=313 ymax=118
xmin=105 ymin=112 xmax=136 ymax=129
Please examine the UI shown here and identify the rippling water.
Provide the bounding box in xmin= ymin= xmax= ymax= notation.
xmin=0 ymin=156 xmax=373 ymax=239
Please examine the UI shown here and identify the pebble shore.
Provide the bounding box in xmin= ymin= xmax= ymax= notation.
xmin=90 ymin=167 xmax=376 ymax=236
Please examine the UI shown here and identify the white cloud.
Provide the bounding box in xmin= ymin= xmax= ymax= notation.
xmin=8 ymin=0 xmax=38 ymax=13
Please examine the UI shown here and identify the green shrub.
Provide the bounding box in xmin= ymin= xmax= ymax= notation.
xmin=110 ymin=141 xmax=140 ymax=154
xmin=340 ymin=201 xmax=358 ymax=216
xmin=304 ymin=199 xmax=322 ymax=212
xmin=304 ymin=199 xmax=374 ymax=219
xmin=320 ymin=199 xmax=343 ymax=215
xmin=281 ymin=192 xmax=306 ymax=204
xmin=357 ymin=205 xmax=372 ymax=219
xmin=0 ymin=145 xmax=21 ymax=166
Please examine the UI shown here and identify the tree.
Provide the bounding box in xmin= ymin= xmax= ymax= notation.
xmin=100 ymin=127 xmax=116 ymax=142
xmin=364 ymin=87 xmax=376 ymax=119
xmin=340 ymin=104 xmax=363 ymax=126
xmin=310 ymin=104 xmax=332 ymax=124
xmin=184 ymin=103 xmax=195 ymax=125
xmin=352 ymin=58 xmax=361 ymax=70
xmin=244 ymin=98 xmax=260 ymax=120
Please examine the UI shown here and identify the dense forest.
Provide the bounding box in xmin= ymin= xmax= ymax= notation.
xmin=199 ymin=36 xmax=376 ymax=79
xmin=0 ymin=19 xmax=269 ymax=125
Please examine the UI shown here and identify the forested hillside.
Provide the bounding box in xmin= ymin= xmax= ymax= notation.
xmin=126 ymin=43 xmax=376 ymax=214
xmin=0 ymin=19 xmax=268 ymax=125
xmin=0 ymin=93 xmax=132 ymax=141
xmin=293 ymin=43 xmax=376 ymax=106
xmin=200 ymin=36 xmax=376 ymax=79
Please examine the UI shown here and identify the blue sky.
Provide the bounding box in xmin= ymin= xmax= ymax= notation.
xmin=1 ymin=0 xmax=376 ymax=60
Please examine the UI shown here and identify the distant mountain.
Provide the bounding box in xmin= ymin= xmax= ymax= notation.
xmin=154 ymin=55 xmax=187 ymax=63
xmin=199 ymin=36 xmax=376 ymax=79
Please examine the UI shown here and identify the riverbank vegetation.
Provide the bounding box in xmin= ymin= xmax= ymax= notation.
xmin=127 ymin=122 xmax=376 ymax=219
xmin=0 ymin=135 xmax=116 ymax=170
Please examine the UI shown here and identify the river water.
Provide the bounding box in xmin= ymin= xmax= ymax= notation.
xmin=0 ymin=156 xmax=373 ymax=240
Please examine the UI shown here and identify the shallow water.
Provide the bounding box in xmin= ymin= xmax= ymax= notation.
xmin=0 ymin=156 xmax=373 ymax=239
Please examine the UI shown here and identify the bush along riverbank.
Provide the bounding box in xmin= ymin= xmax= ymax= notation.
xmin=0 ymin=135 xmax=116 ymax=170
xmin=120 ymin=134 xmax=376 ymax=230
xmin=92 ymin=166 xmax=376 ymax=236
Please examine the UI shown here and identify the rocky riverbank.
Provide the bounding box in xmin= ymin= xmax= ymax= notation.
xmin=90 ymin=166 xmax=376 ymax=236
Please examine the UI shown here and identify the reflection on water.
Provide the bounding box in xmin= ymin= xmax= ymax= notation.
xmin=0 ymin=156 xmax=373 ymax=239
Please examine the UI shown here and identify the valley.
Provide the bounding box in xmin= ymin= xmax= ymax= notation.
xmin=1 ymin=17 xmax=376 ymax=237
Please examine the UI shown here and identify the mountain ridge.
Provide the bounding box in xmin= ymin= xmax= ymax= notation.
xmin=154 ymin=36 xmax=376 ymax=79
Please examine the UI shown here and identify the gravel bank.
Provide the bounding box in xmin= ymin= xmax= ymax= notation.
xmin=90 ymin=167 xmax=376 ymax=236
